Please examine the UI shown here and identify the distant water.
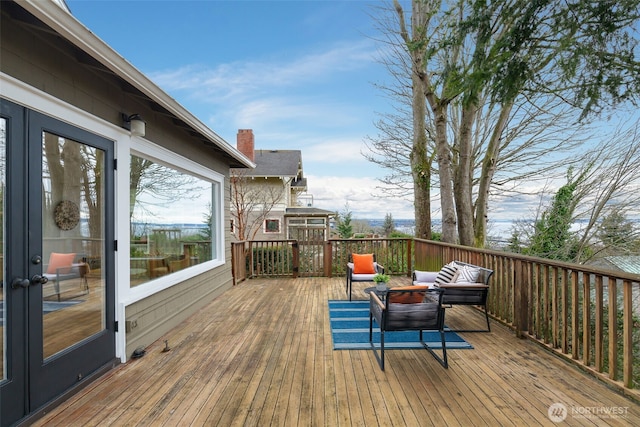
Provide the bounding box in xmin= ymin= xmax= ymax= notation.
xmin=369 ymin=218 xmax=518 ymax=240
xmin=374 ymin=218 xmax=639 ymax=247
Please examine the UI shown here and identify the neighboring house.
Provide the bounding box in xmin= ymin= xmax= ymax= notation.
xmin=591 ymin=255 xmax=640 ymax=275
xmin=231 ymin=129 xmax=334 ymax=242
xmin=0 ymin=1 xmax=253 ymax=424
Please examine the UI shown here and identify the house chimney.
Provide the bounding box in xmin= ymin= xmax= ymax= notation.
xmin=237 ymin=129 xmax=255 ymax=162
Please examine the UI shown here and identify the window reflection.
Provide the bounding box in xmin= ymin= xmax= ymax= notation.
xmin=42 ymin=132 xmax=105 ymax=359
xmin=129 ymin=155 xmax=216 ymax=286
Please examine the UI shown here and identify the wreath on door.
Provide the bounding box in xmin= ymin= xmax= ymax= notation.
xmin=54 ymin=200 xmax=80 ymax=230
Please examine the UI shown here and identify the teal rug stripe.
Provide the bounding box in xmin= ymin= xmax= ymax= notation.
xmin=328 ymin=300 xmax=473 ymax=351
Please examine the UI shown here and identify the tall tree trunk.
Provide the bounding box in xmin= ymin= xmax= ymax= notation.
xmin=474 ymin=102 xmax=512 ymax=247
xmin=433 ymin=103 xmax=457 ymax=243
xmin=454 ymin=102 xmax=477 ymax=246
xmin=411 ymin=76 xmax=432 ymax=240
xmin=395 ymin=0 xmax=434 ymax=240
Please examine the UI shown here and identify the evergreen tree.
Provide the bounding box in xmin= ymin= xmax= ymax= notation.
xmin=525 ymin=169 xmax=588 ymax=261
xmin=382 ymin=213 xmax=395 ymax=237
xmin=598 ymin=211 xmax=638 ymax=253
xmin=336 ymin=204 xmax=353 ymax=239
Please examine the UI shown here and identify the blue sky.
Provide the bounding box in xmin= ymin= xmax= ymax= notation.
xmin=67 ymin=0 xmax=413 ymax=219
xmin=66 ymin=0 xmax=639 ymax=229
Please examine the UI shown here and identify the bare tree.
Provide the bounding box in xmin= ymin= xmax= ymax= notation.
xmin=229 ymin=170 xmax=285 ymax=241
xmin=507 ymin=121 xmax=640 ymax=262
xmin=374 ymin=0 xmax=639 ymax=247
xmin=130 ymin=156 xmax=202 ymax=220
xmin=571 ymin=122 xmax=640 ymax=261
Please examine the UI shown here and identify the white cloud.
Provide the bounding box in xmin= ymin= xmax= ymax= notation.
xmin=306 ymin=175 xmax=415 ymax=219
xmin=148 ymin=39 xmax=376 ymax=103
xmin=148 ymin=38 xmax=383 ymax=155
xmin=304 ymin=138 xmax=367 ymax=164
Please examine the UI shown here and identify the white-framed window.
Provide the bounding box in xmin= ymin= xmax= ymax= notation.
xmin=264 ymin=218 xmax=280 ymax=233
xmin=128 ymin=143 xmax=224 ymax=288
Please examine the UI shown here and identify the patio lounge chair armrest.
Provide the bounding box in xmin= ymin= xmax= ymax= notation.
xmin=438 ymin=283 xmax=488 ymax=289
xmin=370 ymin=291 xmax=385 ymax=310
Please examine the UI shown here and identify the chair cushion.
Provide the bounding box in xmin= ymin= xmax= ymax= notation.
xmin=352 ymin=253 xmax=376 ymax=274
xmin=46 ymin=252 xmax=76 ymax=274
xmin=434 ymin=262 xmax=459 ymax=285
xmin=388 ymin=285 xmax=428 ymax=304
xmin=456 ymin=265 xmax=480 ymax=283
xmin=413 ymin=270 xmax=438 ymax=285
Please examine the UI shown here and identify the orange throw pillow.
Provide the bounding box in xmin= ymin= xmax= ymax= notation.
xmin=46 ymin=252 xmax=76 ymax=274
xmin=352 ymin=253 xmax=375 ymax=274
xmin=388 ymin=285 xmax=428 ymax=304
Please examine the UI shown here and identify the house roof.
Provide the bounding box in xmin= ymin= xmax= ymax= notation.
xmin=13 ymin=0 xmax=254 ymax=169
xmin=285 ymin=207 xmax=336 ymax=217
xmin=604 ymin=256 xmax=640 ymax=275
xmin=246 ymin=150 xmax=302 ymax=178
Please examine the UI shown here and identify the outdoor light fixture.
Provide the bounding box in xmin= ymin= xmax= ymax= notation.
xmin=122 ymin=113 xmax=146 ymax=137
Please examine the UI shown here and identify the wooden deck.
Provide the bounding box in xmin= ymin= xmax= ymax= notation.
xmin=34 ymin=277 xmax=639 ymax=426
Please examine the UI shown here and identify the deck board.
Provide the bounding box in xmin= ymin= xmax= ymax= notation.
xmin=33 ymin=277 xmax=640 ymax=426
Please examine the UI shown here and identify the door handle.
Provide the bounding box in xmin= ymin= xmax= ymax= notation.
xmin=11 ymin=277 xmax=31 ymax=289
xmin=31 ymin=275 xmax=49 ymax=285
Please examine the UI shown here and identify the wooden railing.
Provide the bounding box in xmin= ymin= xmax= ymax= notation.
xmin=414 ymin=238 xmax=640 ymax=397
xmin=231 ymin=240 xmax=299 ymax=282
xmin=232 ymin=238 xmax=413 ymax=280
xmin=324 ymin=238 xmax=413 ymax=277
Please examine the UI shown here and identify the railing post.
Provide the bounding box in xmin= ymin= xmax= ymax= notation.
xmin=406 ymin=239 xmax=412 ymax=277
xmin=608 ymin=277 xmax=618 ymax=380
xmin=292 ymin=240 xmax=299 ymax=279
xmin=231 ymin=242 xmax=237 ymax=286
xmin=248 ymin=241 xmax=254 ymax=278
xmin=324 ymin=240 xmax=333 ymax=277
xmin=623 ymin=279 xmax=633 ymax=388
xmin=514 ymin=259 xmax=529 ymax=338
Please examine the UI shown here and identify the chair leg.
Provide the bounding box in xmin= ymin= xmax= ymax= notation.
xmin=484 ymin=305 xmax=491 ymax=332
xmin=380 ymin=330 xmax=385 ymax=370
xmin=420 ymin=329 xmax=448 ymax=368
xmin=369 ymin=317 xmax=385 ymax=370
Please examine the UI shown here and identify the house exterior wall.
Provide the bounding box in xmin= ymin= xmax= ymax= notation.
xmin=1 ymin=10 xmax=235 ymax=361
xmin=234 ymin=177 xmax=289 ymax=241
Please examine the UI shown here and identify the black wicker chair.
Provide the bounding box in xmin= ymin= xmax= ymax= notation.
xmin=412 ymin=261 xmax=493 ymax=332
xmin=369 ymin=287 xmax=447 ymax=370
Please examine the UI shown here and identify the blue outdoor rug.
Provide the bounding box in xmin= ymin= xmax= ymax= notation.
xmin=329 ymin=300 xmax=473 ymax=350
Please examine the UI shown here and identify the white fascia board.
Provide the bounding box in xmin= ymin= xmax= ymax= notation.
xmin=21 ymin=0 xmax=255 ymax=169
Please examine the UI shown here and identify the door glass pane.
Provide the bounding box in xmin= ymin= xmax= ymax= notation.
xmin=1 ymin=118 xmax=5 ymax=380
xmin=42 ymin=131 xmax=105 ymax=359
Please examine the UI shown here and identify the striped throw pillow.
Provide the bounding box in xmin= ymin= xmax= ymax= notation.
xmin=456 ymin=265 xmax=480 ymax=283
xmin=434 ymin=262 xmax=459 ymax=285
